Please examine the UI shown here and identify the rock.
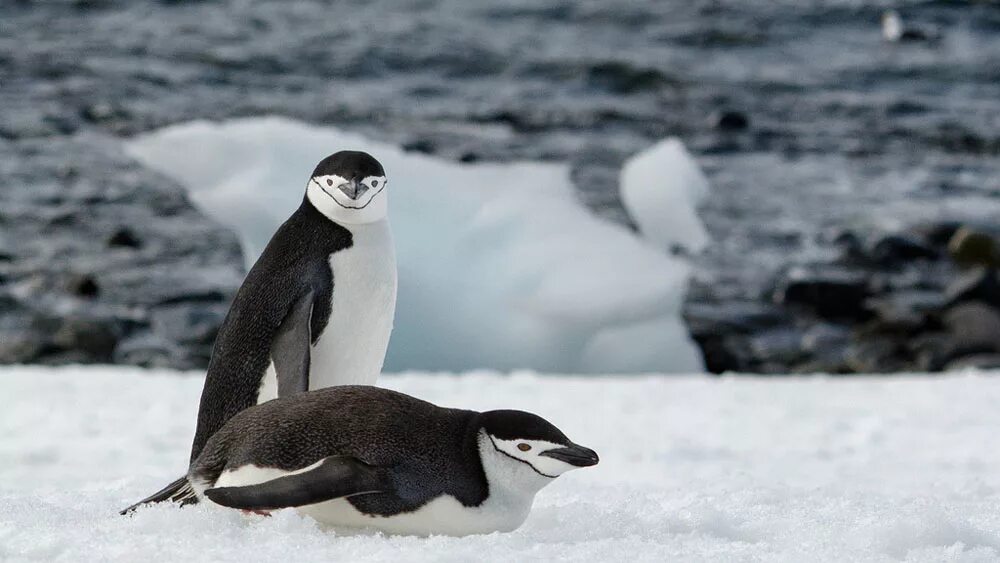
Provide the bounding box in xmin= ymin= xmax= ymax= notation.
xmin=940 ymin=302 xmax=1000 ymax=358
xmin=945 ymin=354 xmax=1000 ymax=371
xmin=113 ymin=333 xmax=181 ymax=369
xmin=845 ymin=339 xmax=908 ymax=373
xmin=801 ymin=323 xmax=851 ymax=354
xmin=914 ymin=221 xmax=962 ymax=248
xmin=69 ymin=274 xmax=100 ymax=298
xmin=774 ymin=272 xmax=872 ymax=321
xmin=50 ymin=316 xmax=121 ymax=362
xmin=0 ymin=332 xmax=45 ymax=363
xmin=866 ymin=290 xmax=946 ymax=329
xmin=689 ymin=333 xmax=746 ymax=374
xmin=684 ymin=302 xmax=789 ymax=335
xmin=149 ymin=302 xmax=227 ymax=347
xmin=711 ymin=110 xmax=750 ymax=131
xmin=107 ymin=228 xmax=142 ymax=249
xmin=869 ymin=234 xmax=939 ymax=266
xmin=948 ymin=228 xmax=998 ymax=267
xmin=402 ymin=139 xmax=436 ymax=155
xmin=944 ymin=267 xmax=1000 ymax=309
xmin=0 ymin=136 xmax=244 ymax=370
xmin=748 ymin=328 xmax=807 ymax=365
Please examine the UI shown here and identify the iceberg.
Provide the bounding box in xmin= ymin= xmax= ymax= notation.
xmin=126 ymin=117 xmax=703 ymax=373
xmin=620 ymin=137 xmax=710 ymax=254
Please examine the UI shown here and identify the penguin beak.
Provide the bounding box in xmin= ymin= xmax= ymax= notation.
xmin=540 ymin=443 xmax=600 ymax=467
xmin=337 ymin=179 xmax=360 ymax=199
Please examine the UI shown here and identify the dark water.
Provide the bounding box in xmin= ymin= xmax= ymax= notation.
xmin=2 ymin=0 xmax=1000 ymax=369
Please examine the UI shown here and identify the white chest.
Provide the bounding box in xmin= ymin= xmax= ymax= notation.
xmin=297 ymin=491 xmax=533 ymax=537
xmin=257 ymin=221 xmax=396 ymax=404
xmin=310 ymin=221 xmax=397 ymax=389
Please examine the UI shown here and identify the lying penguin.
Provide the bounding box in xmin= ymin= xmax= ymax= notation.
xmin=188 ymin=385 xmax=599 ymax=536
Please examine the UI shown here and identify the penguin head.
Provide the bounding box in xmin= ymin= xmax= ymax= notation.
xmin=305 ymin=150 xmax=388 ymax=225
xmin=478 ymin=410 xmax=599 ymax=491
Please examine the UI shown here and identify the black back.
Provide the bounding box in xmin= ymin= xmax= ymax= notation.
xmin=188 ymin=199 xmax=351 ymax=462
xmin=191 ymin=386 xmax=491 ymax=513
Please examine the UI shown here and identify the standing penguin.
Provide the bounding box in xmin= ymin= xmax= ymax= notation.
xmin=123 ymin=151 xmax=396 ymax=513
xmin=188 ymin=386 xmax=599 ymax=536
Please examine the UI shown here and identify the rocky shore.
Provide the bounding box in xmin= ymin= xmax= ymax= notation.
xmin=687 ymin=224 xmax=1000 ymax=374
xmin=2 ymin=1 xmax=999 ymax=373
xmin=0 ymin=136 xmax=244 ymax=368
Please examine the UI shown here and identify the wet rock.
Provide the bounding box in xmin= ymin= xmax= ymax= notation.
xmin=689 ymin=333 xmax=746 ymax=374
xmin=774 ymin=272 xmax=872 ymax=321
xmin=684 ymin=302 xmax=791 ymax=373
xmin=107 ymin=228 xmax=142 ymax=249
xmin=113 ymin=333 xmax=183 ymax=369
xmin=845 ymin=339 xmax=908 ymax=373
xmin=0 ymin=136 xmax=243 ymax=369
xmin=869 ymin=234 xmax=938 ymax=266
xmin=944 ymin=267 xmax=1000 ymax=309
xmin=940 ymin=302 xmax=1000 ymax=359
xmin=402 ymin=139 xmax=436 ymax=155
xmin=945 ymin=354 xmax=1000 ymax=371
xmin=51 ymin=316 xmax=121 ymax=362
xmin=585 ymin=61 xmax=674 ymax=94
xmin=711 ymin=110 xmax=750 ymax=131
xmin=0 ymin=332 xmax=45 ymax=363
xmin=948 ymin=228 xmax=998 ymax=268
xmin=915 ymin=221 xmax=962 ymax=248
xmin=150 ymin=302 xmax=227 ymax=347
xmin=801 ymin=323 xmax=851 ymax=355
xmin=748 ymin=328 xmax=807 ymax=366
xmin=867 ymin=290 xmax=946 ymax=329
xmin=684 ymin=301 xmax=789 ymax=335
xmin=69 ymin=274 xmax=100 ymax=298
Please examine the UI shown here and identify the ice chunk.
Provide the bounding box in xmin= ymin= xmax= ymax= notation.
xmin=126 ymin=117 xmax=703 ymax=373
xmin=619 ymin=138 xmax=710 ymax=254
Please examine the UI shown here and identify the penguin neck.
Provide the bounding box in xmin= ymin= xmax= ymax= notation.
xmin=474 ymin=429 xmax=551 ymax=504
xmin=300 ymin=196 xmax=391 ymax=239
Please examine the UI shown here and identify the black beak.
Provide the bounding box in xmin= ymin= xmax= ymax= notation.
xmin=338 ymin=178 xmax=359 ymax=199
xmin=539 ymin=443 xmax=599 ymax=467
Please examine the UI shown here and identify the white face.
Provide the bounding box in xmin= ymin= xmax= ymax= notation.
xmin=486 ymin=436 xmax=585 ymax=480
xmin=306 ymin=173 xmax=388 ymax=225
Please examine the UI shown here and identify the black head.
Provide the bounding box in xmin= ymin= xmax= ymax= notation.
xmin=311 ymin=151 xmax=385 ymax=180
xmin=479 ymin=410 xmax=599 ymax=475
xmin=305 ymin=150 xmax=389 ymax=224
xmin=480 ymin=410 xmax=571 ymax=444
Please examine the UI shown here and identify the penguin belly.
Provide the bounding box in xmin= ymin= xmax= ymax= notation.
xmin=310 ymin=221 xmax=396 ymax=389
xmin=296 ymin=494 xmax=531 ymax=537
xmin=256 ymin=221 xmax=396 ymax=404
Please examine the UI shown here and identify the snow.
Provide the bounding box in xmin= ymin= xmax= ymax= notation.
xmin=5 ymin=366 xmax=1000 ymax=562
xmin=619 ymin=137 xmax=710 ymax=254
xmin=124 ymin=118 xmax=703 ymax=374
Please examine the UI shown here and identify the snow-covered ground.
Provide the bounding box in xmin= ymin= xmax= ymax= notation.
xmin=4 ymin=366 xmax=1000 ymax=562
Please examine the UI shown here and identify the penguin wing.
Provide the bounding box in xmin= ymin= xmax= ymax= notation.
xmin=272 ymin=289 xmax=315 ymax=397
xmin=204 ymin=456 xmax=386 ymax=511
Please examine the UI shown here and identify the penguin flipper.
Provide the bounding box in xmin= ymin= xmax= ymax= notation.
xmin=205 ymin=456 xmax=385 ymax=511
xmin=272 ymin=289 xmax=315 ymax=397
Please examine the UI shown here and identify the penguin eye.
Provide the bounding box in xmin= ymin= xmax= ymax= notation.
xmin=517 ymin=443 xmax=531 ymax=452
xmin=326 ymin=179 xmax=333 ymax=187
xmin=371 ymin=180 xmax=379 ymax=188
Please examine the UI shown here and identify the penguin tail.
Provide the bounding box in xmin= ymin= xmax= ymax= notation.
xmin=120 ymin=475 xmax=199 ymax=515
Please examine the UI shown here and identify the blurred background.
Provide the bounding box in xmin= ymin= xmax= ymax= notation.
xmin=2 ymin=0 xmax=999 ymax=375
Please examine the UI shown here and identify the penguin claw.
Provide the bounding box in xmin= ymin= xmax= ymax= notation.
xmin=241 ymin=509 xmax=272 ymax=517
